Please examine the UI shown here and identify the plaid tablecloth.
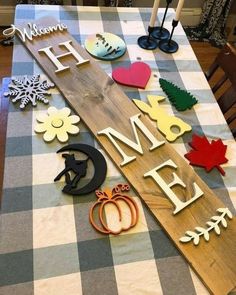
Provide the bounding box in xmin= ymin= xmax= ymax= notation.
xmin=1 ymin=5 xmax=236 ymax=295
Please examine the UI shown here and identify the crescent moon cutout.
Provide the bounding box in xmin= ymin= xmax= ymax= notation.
xmin=55 ymin=144 xmax=107 ymax=196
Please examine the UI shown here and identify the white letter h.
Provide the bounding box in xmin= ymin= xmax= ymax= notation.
xmin=38 ymin=40 xmax=89 ymax=73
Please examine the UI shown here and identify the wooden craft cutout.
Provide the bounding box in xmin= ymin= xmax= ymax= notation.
xmin=39 ymin=40 xmax=89 ymax=73
xmin=180 ymin=208 xmax=233 ymax=245
xmin=89 ymin=184 xmax=139 ymax=235
xmin=34 ymin=106 xmax=80 ymax=142
xmin=18 ymin=18 xmax=236 ymax=294
xmin=3 ymin=22 xmax=68 ymax=42
xmin=133 ymin=95 xmax=192 ymax=142
xmin=112 ymin=62 xmax=151 ymax=89
xmin=184 ymin=134 xmax=228 ymax=176
xmin=54 ymin=144 xmax=107 ymax=195
xmin=85 ymin=32 xmax=126 ymax=61
xmin=159 ymin=78 xmax=198 ymax=111
xmin=98 ymin=114 xmax=165 ymax=167
xmin=4 ymin=75 xmax=54 ymax=109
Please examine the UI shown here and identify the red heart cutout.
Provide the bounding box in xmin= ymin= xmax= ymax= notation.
xmin=112 ymin=62 xmax=151 ymax=89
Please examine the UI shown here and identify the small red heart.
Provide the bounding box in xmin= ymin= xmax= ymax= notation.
xmin=112 ymin=62 xmax=151 ymax=89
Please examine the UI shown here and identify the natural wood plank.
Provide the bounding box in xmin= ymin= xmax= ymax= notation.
xmin=18 ymin=18 xmax=236 ymax=295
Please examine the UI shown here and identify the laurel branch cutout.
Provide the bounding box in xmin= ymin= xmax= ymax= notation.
xmin=180 ymin=208 xmax=233 ymax=246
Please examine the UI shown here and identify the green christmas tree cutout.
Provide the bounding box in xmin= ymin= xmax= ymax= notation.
xmin=159 ymin=78 xmax=198 ymax=111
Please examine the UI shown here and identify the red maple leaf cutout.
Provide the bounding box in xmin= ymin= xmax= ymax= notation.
xmin=184 ymin=134 xmax=228 ymax=176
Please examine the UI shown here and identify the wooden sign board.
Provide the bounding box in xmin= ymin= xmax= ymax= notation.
xmin=10 ymin=18 xmax=236 ymax=294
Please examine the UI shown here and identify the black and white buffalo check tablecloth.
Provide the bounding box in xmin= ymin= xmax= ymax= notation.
xmin=0 ymin=5 xmax=235 ymax=295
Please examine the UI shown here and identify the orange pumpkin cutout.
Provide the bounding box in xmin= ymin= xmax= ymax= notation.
xmin=89 ymin=184 xmax=139 ymax=235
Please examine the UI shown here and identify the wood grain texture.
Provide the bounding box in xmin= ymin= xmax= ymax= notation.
xmin=18 ymin=18 xmax=236 ymax=295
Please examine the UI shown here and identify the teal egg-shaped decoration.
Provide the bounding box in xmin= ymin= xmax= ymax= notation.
xmin=85 ymin=32 xmax=126 ymax=61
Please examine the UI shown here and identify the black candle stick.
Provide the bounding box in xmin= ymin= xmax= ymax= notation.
xmin=151 ymin=0 xmax=173 ymax=40
xmin=159 ymin=19 xmax=179 ymax=53
xmin=137 ymin=26 xmax=158 ymax=50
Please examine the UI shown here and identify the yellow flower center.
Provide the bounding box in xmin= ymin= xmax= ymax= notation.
xmin=52 ymin=119 xmax=64 ymax=128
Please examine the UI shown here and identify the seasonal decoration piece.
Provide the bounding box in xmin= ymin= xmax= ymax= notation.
xmin=54 ymin=144 xmax=107 ymax=195
xmin=4 ymin=75 xmax=54 ymax=109
xmin=180 ymin=208 xmax=233 ymax=246
xmin=89 ymin=184 xmax=139 ymax=235
xmin=184 ymin=134 xmax=228 ymax=176
xmin=34 ymin=106 xmax=80 ymax=142
xmin=112 ymin=62 xmax=151 ymax=89
xmin=159 ymin=78 xmax=198 ymax=111
xmin=85 ymin=32 xmax=126 ymax=61
xmin=133 ymin=95 xmax=192 ymax=142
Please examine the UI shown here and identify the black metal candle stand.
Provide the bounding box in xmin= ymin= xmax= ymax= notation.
xmin=137 ymin=26 xmax=158 ymax=50
xmin=151 ymin=0 xmax=172 ymax=40
xmin=159 ymin=19 xmax=179 ymax=53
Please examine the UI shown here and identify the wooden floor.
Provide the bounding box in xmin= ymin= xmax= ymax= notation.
xmin=0 ymin=40 xmax=13 ymax=88
xmin=0 ymin=33 xmax=235 ymax=204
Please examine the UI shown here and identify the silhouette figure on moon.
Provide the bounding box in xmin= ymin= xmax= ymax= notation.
xmin=54 ymin=144 xmax=107 ymax=196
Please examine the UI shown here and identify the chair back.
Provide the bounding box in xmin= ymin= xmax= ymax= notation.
xmin=205 ymin=43 xmax=236 ymax=138
xmin=205 ymin=43 xmax=236 ymax=94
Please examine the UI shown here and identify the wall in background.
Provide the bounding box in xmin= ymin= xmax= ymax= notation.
xmin=134 ymin=0 xmax=204 ymax=8
xmin=0 ymin=0 xmax=235 ymax=42
xmin=0 ymin=0 xmax=206 ymax=26
xmin=0 ymin=0 xmax=15 ymax=4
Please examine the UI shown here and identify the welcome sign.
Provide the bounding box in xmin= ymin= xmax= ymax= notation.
xmin=6 ymin=18 xmax=235 ymax=294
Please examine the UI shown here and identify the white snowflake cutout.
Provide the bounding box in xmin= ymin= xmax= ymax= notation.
xmin=4 ymin=75 xmax=55 ymax=109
